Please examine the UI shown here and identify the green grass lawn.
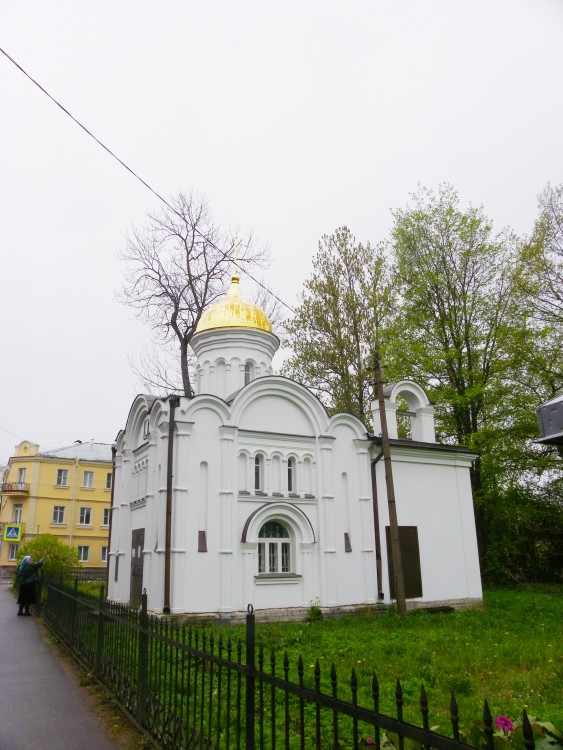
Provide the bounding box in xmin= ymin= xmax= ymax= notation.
xmin=232 ymin=585 xmax=562 ymax=736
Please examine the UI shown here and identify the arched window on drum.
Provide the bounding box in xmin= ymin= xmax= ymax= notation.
xmin=244 ymin=361 xmax=255 ymax=385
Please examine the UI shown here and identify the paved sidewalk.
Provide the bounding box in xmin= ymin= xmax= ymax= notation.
xmin=0 ymin=580 xmax=122 ymax=750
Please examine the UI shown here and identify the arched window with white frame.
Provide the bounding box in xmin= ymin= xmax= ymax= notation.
xmin=258 ymin=520 xmax=291 ymax=574
xmin=254 ymin=454 xmax=264 ymax=491
xmin=287 ymin=456 xmax=296 ymax=493
xmin=244 ymin=361 xmax=254 ymax=386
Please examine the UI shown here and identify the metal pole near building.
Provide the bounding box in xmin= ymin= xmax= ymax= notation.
xmin=374 ymin=350 xmax=406 ymax=616
xmin=164 ymin=395 xmax=180 ymax=614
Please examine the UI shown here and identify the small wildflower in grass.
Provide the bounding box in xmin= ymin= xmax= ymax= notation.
xmin=365 ymin=738 xmax=375 ymax=745
xmin=495 ymin=715 xmax=515 ymax=735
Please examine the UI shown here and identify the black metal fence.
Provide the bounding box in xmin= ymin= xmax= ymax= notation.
xmin=68 ymin=567 xmax=107 ymax=581
xmin=42 ymin=581 xmax=535 ymax=750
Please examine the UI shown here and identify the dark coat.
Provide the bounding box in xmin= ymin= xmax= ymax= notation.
xmin=17 ymin=560 xmax=44 ymax=607
xmin=18 ymin=559 xmax=44 ymax=585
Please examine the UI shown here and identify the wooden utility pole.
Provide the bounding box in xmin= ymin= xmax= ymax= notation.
xmin=373 ymin=350 xmax=407 ymax=615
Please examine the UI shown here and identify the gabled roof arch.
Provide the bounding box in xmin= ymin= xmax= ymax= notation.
xmin=386 ymin=380 xmax=431 ymax=410
xmin=230 ymin=375 xmax=329 ymax=436
xmin=183 ymin=393 xmax=231 ymax=423
xmin=327 ymin=412 xmax=368 ymax=439
xmin=122 ymin=394 xmax=159 ymax=450
xmin=114 ymin=429 xmax=125 ymax=453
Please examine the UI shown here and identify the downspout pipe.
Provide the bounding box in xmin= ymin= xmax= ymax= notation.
xmin=164 ymin=395 xmax=180 ymax=614
xmin=369 ymin=439 xmax=384 ymax=600
xmin=106 ymin=444 xmax=117 ymax=592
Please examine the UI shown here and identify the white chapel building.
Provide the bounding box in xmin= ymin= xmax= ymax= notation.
xmin=107 ymin=274 xmax=482 ymax=618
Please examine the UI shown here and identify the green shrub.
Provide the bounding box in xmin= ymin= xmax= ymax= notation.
xmin=16 ymin=534 xmax=80 ymax=583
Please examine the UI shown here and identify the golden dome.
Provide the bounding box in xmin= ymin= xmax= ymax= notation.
xmin=195 ymin=275 xmax=273 ymax=334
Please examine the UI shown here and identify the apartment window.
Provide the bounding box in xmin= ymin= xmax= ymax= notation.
xmin=78 ymin=546 xmax=89 ymax=562
xmin=17 ymin=467 xmax=26 ymax=484
xmin=56 ymin=469 xmax=68 ymax=486
xmin=254 ymin=455 xmax=263 ymax=491
xmin=258 ymin=520 xmax=291 ymax=574
xmin=287 ymin=457 xmax=296 ymax=492
xmin=79 ymin=507 xmax=92 ymax=525
xmin=106 ymin=472 xmax=113 ymax=490
xmin=101 ymin=546 xmax=108 ymax=563
xmin=102 ymin=508 xmax=111 ymax=526
xmin=83 ymin=470 xmax=94 ymax=488
xmin=8 ymin=544 xmax=19 ymax=561
xmin=52 ymin=506 xmax=65 ymax=524
xmin=12 ymin=504 xmax=23 ymax=523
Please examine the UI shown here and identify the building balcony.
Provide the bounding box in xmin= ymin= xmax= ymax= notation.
xmin=1 ymin=482 xmax=30 ymax=495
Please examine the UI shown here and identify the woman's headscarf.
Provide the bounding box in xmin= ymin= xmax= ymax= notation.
xmin=19 ymin=555 xmax=31 ymax=572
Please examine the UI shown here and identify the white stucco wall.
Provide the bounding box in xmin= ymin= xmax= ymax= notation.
xmin=108 ymin=378 xmax=482 ymax=616
xmin=374 ymin=447 xmax=482 ymax=605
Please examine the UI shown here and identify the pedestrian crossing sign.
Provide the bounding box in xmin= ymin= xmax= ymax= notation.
xmin=3 ymin=524 xmax=22 ymax=542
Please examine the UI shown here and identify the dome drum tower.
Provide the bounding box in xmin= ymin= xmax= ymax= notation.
xmin=191 ymin=274 xmax=279 ymax=400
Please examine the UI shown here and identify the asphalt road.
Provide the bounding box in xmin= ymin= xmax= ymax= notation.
xmin=0 ymin=579 xmax=121 ymax=750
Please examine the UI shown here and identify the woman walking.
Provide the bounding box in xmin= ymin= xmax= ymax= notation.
xmin=17 ymin=555 xmax=45 ymax=616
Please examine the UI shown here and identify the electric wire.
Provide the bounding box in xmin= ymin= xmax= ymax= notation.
xmin=0 ymin=46 xmax=295 ymax=315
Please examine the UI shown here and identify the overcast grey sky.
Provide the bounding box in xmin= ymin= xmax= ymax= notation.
xmin=1 ymin=0 xmax=562 ymax=464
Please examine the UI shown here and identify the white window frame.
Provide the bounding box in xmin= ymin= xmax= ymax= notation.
xmin=101 ymin=546 xmax=108 ymax=563
xmin=52 ymin=505 xmax=65 ymax=524
xmin=17 ymin=467 xmax=26 ymax=484
xmin=83 ymin=470 xmax=94 ymax=488
xmin=8 ymin=543 xmax=19 ymax=561
xmin=257 ymin=520 xmax=291 ymax=574
xmin=254 ymin=454 xmax=264 ymax=491
xmin=244 ymin=361 xmax=254 ymax=385
xmin=77 ymin=546 xmax=89 ymax=562
xmin=56 ymin=469 xmax=68 ymax=487
xmin=12 ymin=504 xmax=23 ymax=523
xmin=102 ymin=507 xmax=110 ymax=526
xmin=106 ymin=472 xmax=113 ymax=490
xmin=287 ymin=457 xmax=296 ymax=492
xmin=79 ymin=507 xmax=92 ymax=526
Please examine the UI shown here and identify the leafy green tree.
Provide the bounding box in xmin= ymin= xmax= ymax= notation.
xmin=16 ymin=534 xmax=80 ymax=582
xmin=282 ymin=227 xmax=397 ymax=425
xmin=483 ymin=483 xmax=563 ymax=583
xmin=283 ymin=187 xmax=562 ymax=581
xmin=390 ymin=184 xmax=529 ymax=560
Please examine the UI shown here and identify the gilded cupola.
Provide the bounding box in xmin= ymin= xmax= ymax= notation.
xmin=195 ymin=274 xmax=273 ymax=334
xmin=191 ymin=274 xmax=279 ymax=399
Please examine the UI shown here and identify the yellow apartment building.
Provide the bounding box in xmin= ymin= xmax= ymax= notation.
xmin=0 ymin=440 xmax=113 ymax=575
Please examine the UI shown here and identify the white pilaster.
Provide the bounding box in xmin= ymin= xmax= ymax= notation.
xmin=371 ymin=399 xmax=398 ymax=439
xmin=412 ymin=406 xmax=436 ymax=443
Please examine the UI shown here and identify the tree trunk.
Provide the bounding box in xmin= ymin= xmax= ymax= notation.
xmin=180 ymin=339 xmax=193 ymax=397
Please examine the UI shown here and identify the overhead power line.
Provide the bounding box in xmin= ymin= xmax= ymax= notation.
xmin=0 ymin=46 xmax=295 ymax=315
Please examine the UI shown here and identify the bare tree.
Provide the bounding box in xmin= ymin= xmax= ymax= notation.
xmin=118 ymin=192 xmax=270 ymax=397
xmin=128 ymin=342 xmax=188 ymax=396
xmin=249 ymin=277 xmax=286 ymax=330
